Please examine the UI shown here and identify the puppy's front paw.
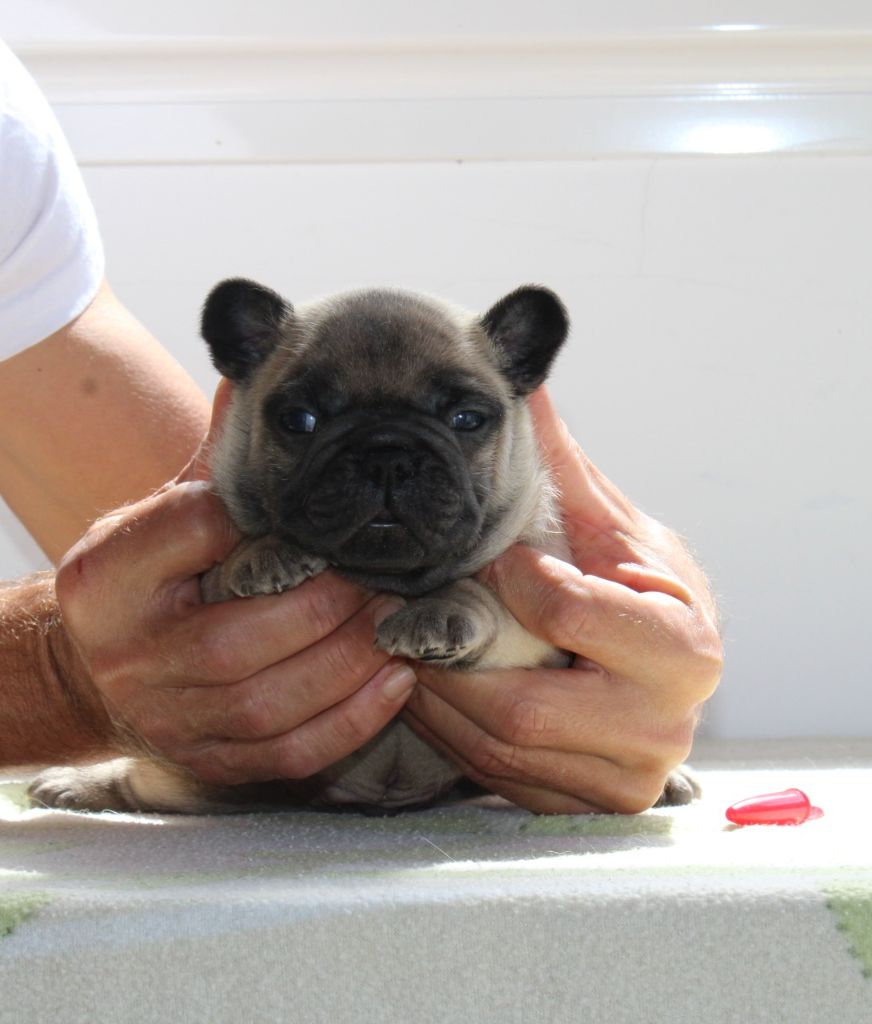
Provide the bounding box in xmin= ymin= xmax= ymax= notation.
xmin=376 ymin=599 xmax=489 ymax=666
xmin=202 ymin=536 xmax=326 ymax=602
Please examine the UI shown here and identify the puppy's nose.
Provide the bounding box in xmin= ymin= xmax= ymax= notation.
xmin=364 ymin=446 xmax=415 ymax=488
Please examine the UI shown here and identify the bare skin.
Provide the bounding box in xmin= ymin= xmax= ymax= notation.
xmin=0 ymin=570 xmax=113 ymax=768
xmin=0 ymin=279 xmax=209 ymax=561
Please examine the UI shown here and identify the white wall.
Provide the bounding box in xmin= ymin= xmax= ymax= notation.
xmin=3 ymin=1 xmax=871 ymax=738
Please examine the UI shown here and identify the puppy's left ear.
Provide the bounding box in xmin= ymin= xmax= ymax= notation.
xmin=482 ymin=285 xmax=569 ymax=396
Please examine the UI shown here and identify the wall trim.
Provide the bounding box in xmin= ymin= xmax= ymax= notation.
xmin=15 ymin=33 xmax=872 ymax=163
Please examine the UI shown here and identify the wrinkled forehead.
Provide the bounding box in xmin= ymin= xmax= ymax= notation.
xmin=282 ymin=290 xmax=506 ymax=404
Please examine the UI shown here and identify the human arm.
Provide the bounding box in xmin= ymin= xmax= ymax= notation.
xmin=403 ymin=388 xmax=723 ymax=814
xmin=0 ymin=468 xmax=417 ymax=774
xmin=0 ymin=279 xmax=210 ymax=562
xmin=0 ymin=570 xmax=114 ymax=768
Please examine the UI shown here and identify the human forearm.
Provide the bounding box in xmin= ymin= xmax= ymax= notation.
xmin=0 ymin=572 xmax=117 ymax=768
xmin=0 ymin=280 xmax=211 ymax=561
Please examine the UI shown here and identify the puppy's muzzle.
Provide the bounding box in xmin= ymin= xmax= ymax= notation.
xmin=288 ymin=419 xmax=476 ymax=569
xmin=363 ymin=443 xmax=417 ymax=491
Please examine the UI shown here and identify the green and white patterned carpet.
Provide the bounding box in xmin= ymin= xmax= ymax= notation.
xmin=1 ymin=739 xmax=870 ymax=1024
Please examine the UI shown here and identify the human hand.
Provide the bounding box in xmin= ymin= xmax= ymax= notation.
xmin=53 ymin=381 xmax=416 ymax=785
xmin=402 ymin=388 xmax=723 ymax=814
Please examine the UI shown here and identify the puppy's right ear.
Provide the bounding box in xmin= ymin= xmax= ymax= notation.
xmin=201 ymin=278 xmax=293 ymax=383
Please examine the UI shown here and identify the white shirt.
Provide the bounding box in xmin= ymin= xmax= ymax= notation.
xmin=0 ymin=40 xmax=104 ymax=361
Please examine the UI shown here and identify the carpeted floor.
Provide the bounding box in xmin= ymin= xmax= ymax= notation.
xmin=1 ymin=738 xmax=870 ymax=1024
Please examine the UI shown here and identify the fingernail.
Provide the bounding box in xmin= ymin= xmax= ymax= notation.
xmin=379 ymin=663 xmax=417 ymax=702
xmin=371 ymin=596 xmax=406 ymax=628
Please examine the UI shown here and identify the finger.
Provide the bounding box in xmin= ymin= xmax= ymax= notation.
xmin=475 ymin=779 xmax=604 ymax=815
xmin=175 ymin=378 xmax=234 ymax=484
xmin=168 ymin=571 xmax=374 ymax=686
xmin=527 ymin=387 xmax=638 ymax=531
xmin=102 ymin=581 xmax=374 ymax=741
xmin=155 ymin=595 xmax=404 ymax=743
xmin=412 ymin=661 xmax=695 ymax=767
xmin=60 ymin=481 xmax=240 ymax=596
xmin=179 ymin=660 xmax=417 ymax=786
xmin=402 ymin=693 xmax=651 ymax=814
xmin=55 ymin=484 xmax=242 ymax=649
xmin=610 ymin=562 xmax=695 ymax=605
xmin=485 ymin=546 xmax=709 ymax=685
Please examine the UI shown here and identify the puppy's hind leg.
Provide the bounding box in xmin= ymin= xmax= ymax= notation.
xmin=28 ymin=757 xmax=276 ymax=814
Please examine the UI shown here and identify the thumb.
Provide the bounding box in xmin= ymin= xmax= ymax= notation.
xmin=528 ymin=386 xmax=637 ymax=531
xmin=526 ymin=388 xmax=692 ymax=596
xmin=482 ymin=545 xmax=697 ymax=677
xmin=176 ymin=378 xmax=233 ymax=484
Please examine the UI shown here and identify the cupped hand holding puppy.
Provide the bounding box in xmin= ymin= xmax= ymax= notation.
xmin=403 ymin=388 xmax=724 ymax=815
xmin=43 ymin=383 xmax=417 ymax=784
xmin=32 ymin=379 xmax=720 ymax=813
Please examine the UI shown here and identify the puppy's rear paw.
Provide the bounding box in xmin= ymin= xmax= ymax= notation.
xmin=28 ymin=760 xmax=138 ymax=812
xmin=654 ymin=764 xmax=702 ymax=807
xmin=376 ymin=600 xmax=488 ymax=666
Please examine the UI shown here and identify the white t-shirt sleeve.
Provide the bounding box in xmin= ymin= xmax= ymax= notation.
xmin=0 ymin=40 xmax=105 ymax=361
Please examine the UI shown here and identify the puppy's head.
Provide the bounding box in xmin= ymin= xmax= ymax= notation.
xmin=201 ymin=280 xmax=568 ymax=594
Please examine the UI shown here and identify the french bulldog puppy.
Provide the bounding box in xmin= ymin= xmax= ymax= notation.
xmin=30 ymin=281 xmax=698 ymax=814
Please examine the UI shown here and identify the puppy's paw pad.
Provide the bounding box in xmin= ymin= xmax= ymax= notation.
xmin=226 ymin=540 xmax=326 ymax=598
xmin=654 ymin=765 xmax=701 ymax=807
xmin=376 ymin=603 xmax=483 ymax=665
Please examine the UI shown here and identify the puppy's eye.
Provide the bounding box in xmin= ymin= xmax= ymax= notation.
xmin=449 ymin=410 xmax=485 ymax=431
xmin=279 ymin=408 xmax=317 ymax=433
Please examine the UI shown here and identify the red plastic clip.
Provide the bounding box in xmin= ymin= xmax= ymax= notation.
xmin=726 ymin=788 xmax=824 ymax=826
